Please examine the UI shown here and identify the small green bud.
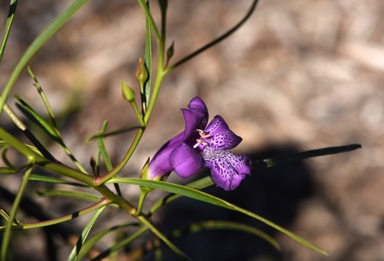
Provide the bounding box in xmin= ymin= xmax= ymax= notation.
xmin=136 ymin=57 xmax=148 ymax=86
xmin=165 ymin=41 xmax=175 ymax=68
xmin=166 ymin=41 xmax=174 ymax=62
xmin=121 ymin=81 xmax=135 ymax=102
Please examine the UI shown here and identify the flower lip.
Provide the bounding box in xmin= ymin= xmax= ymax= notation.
xmin=202 ymin=147 xmax=252 ymax=191
xmin=195 ymin=115 xmax=242 ymax=150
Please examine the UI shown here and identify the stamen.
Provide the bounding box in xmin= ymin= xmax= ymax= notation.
xmin=193 ymin=139 xmax=208 ymax=148
xmin=198 ymin=130 xmax=211 ymax=139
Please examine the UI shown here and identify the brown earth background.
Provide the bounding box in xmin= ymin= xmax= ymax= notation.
xmin=1 ymin=1 xmax=384 ymax=260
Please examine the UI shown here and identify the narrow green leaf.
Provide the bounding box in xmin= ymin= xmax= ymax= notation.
xmin=69 ymin=205 xmax=107 ymax=261
xmin=254 ymin=144 xmax=362 ymax=168
xmin=166 ymin=0 xmax=260 ymax=73
xmin=15 ymin=96 xmax=59 ymax=139
xmin=16 ymin=93 xmax=87 ymax=173
xmin=35 ymin=189 xmax=102 ymax=202
xmin=29 ymin=174 xmax=88 ymax=187
xmin=149 ymin=176 xmax=214 ymax=215
xmin=1 ymin=166 xmax=33 ymax=260
xmin=109 ymin=178 xmax=328 ymax=256
xmin=0 ymin=210 xmax=10 ymax=222
xmin=27 ymin=67 xmax=59 ymax=130
xmin=76 ymin=222 xmax=140 ymax=260
xmin=172 ymin=220 xmax=280 ymax=250
xmin=137 ymin=215 xmax=193 ymax=261
xmin=143 ymin=0 xmax=152 ymax=111
xmin=0 ymin=0 xmax=89 ymax=114
xmin=91 ymin=226 xmax=147 ymax=261
xmin=97 ymin=121 xmax=113 ymax=171
xmin=0 ymin=0 xmax=18 ymax=62
xmin=86 ymin=125 xmax=143 ymax=142
xmin=0 ymin=200 xmax=109 ymax=232
xmin=97 ymin=121 xmax=122 ymax=195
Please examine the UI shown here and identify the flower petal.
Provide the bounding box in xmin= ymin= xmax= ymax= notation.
xmin=148 ymin=132 xmax=184 ymax=179
xmin=181 ymin=97 xmax=210 ymax=142
xmin=188 ymin=97 xmax=209 ymax=128
xmin=202 ymin=147 xmax=251 ymax=191
xmin=170 ymin=143 xmax=204 ymax=178
xmin=181 ymin=108 xmax=201 ymax=142
xmin=203 ymin=115 xmax=242 ymax=149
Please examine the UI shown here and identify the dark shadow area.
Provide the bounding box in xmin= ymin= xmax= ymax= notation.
xmin=147 ymin=143 xmax=315 ymax=261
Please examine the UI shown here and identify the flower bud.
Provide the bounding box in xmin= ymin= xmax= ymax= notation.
xmin=166 ymin=41 xmax=174 ymax=63
xmin=136 ymin=57 xmax=148 ymax=86
xmin=121 ymin=81 xmax=135 ymax=102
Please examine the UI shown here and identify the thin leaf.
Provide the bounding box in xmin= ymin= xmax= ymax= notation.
xmin=254 ymin=144 xmax=362 ymax=168
xmin=109 ymin=178 xmax=329 ymax=256
xmin=97 ymin=121 xmax=113 ymax=171
xmin=137 ymin=215 xmax=193 ymax=261
xmin=15 ymin=96 xmax=59 ymax=140
xmin=97 ymin=121 xmax=122 ymax=195
xmin=68 ymin=205 xmax=107 ymax=261
xmin=172 ymin=220 xmax=280 ymax=250
xmin=0 ymin=0 xmax=89 ymax=114
xmin=149 ymin=176 xmax=214 ymax=216
xmin=143 ymin=0 xmax=153 ymax=112
xmin=76 ymin=222 xmax=140 ymax=260
xmin=0 ymin=210 xmax=8 ymax=221
xmin=27 ymin=69 xmax=87 ymax=171
xmin=86 ymin=125 xmax=143 ymax=142
xmin=35 ymin=189 xmax=102 ymax=202
xmin=0 ymin=200 xmax=109 ymax=232
xmin=0 ymin=0 xmax=18 ymax=62
xmin=166 ymin=0 xmax=260 ymax=73
xmin=29 ymin=174 xmax=88 ymax=187
xmin=16 ymin=96 xmax=87 ymax=172
xmin=27 ymin=67 xmax=59 ymax=129
xmin=91 ymin=226 xmax=147 ymax=261
xmin=1 ymin=165 xmax=33 ymax=260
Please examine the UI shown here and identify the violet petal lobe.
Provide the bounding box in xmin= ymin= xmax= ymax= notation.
xmin=181 ymin=108 xmax=202 ymax=142
xmin=170 ymin=143 xmax=204 ymax=178
xmin=188 ymin=97 xmax=209 ymax=128
xmin=202 ymin=115 xmax=242 ymax=149
xmin=148 ymin=132 xmax=185 ymax=179
xmin=202 ymin=147 xmax=251 ymax=191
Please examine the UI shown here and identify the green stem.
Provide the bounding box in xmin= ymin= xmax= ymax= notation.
xmin=136 ymin=190 xmax=149 ymax=216
xmin=94 ymin=127 xmax=145 ymax=185
xmin=1 ymin=165 xmax=32 ymax=261
xmin=130 ymin=99 xmax=145 ymax=126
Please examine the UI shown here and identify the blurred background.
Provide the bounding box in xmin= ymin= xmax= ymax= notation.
xmin=1 ymin=0 xmax=383 ymax=260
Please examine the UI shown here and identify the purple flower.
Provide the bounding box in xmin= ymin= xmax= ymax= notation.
xmin=148 ymin=97 xmax=251 ymax=191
